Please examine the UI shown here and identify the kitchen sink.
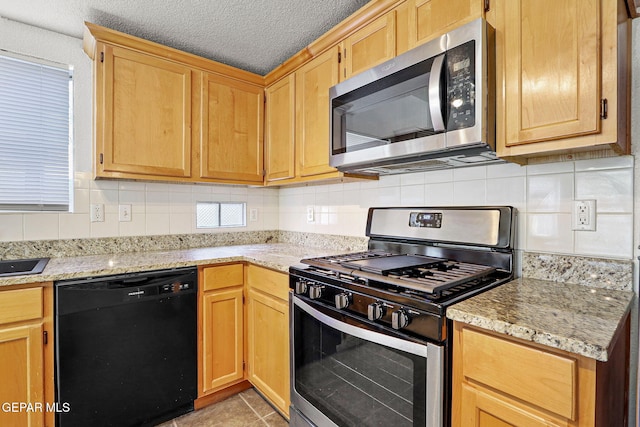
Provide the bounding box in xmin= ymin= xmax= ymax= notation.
xmin=0 ymin=258 xmax=49 ymax=277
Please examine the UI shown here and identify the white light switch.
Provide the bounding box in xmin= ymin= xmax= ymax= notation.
xmin=119 ymin=204 xmax=132 ymax=222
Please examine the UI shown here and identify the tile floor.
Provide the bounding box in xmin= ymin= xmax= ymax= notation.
xmin=157 ymin=388 xmax=289 ymax=427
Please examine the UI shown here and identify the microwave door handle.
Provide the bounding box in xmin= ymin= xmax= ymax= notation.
xmin=428 ymin=54 xmax=446 ymax=132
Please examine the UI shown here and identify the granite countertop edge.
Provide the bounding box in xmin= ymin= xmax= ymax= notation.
xmin=2 ymin=245 xmax=634 ymax=363
xmin=0 ymin=243 xmax=338 ymax=287
xmin=446 ymin=277 xmax=635 ymax=362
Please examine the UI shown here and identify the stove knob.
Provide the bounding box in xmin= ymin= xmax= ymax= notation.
xmin=294 ymin=280 xmax=308 ymax=295
xmin=308 ymin=284 xmax=323 ymax=300
xmin=391 ymin=310 xmax=410 ymax=330
xmin=367 ymin=302 xmax=385 ymax=321
xmin=335 ymin=293 xmax=351 ymax=309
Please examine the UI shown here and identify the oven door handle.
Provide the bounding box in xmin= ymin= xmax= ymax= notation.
xmin=293 ymin=296 xmax=428 ymax=358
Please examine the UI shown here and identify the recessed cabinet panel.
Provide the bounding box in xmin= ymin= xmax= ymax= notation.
xmin=502 ymin=0 xmax=600 ymax=145
xmin=408 ymin=0 xmax=484 ymax=49
xmin=342 ymin=12 xmax=396 ymax=80
xmin=200 ymin=73 xmax=264 ymax=183
xmin=265 ymin=75 xmax=296 ymax=182
xmin=0 ymin=324 xmax=44 ymax=427
xmin=100 ymin=45 xmax=192 ymax=178
xmin=201 ymin=288 xmax=244 ymax=393
xmin=247 ymin=288 xmax=289 ymax=416
xmin=295 ymin=46 xmax=340 ymax=177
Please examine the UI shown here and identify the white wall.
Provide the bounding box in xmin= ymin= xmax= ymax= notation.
xmin=0 ymin=18 xmax=279 ymax=242
xmin=279 ymin=158 xmax=634 ymax=258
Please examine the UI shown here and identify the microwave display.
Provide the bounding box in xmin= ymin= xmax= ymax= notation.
xmin=447 ymin=41 xmax=476 ymax=131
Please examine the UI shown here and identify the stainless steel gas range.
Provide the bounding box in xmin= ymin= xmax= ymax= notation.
xmin=289 ymin=206 xmax=516 ymax=427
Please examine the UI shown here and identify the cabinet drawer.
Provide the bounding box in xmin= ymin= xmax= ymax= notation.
xmin=246 ymin=265 xmax=288 ymax=301
xmin=0 ymin=287 xmax=43 ymax=325
xmin=202 ymin=264 xmax=244 ymax=291
xmin=462 ymin=327 xmax=577 ymax=420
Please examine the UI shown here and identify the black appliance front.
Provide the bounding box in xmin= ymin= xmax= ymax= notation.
xmin=290 ymin=296 xmax=445 ymax=427
xmin=54 ymin=267 xmax=197 ymax=427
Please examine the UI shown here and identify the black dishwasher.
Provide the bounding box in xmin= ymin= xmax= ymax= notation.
xmin=55 ymin=267 xmax=197 ymax=427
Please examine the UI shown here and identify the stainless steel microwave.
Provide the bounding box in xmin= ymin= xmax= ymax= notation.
xmin=330 ymin=18 xmax=500 ymax=175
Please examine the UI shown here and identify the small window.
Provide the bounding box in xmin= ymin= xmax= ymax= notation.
xmin=0 ymin=51 xmax=73 ymax=212
xmin=196 ymin=202 xmax=246 ymax=228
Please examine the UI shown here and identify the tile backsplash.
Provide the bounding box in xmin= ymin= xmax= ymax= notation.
xmin=279 ymin=156 xmax=634 ymax=260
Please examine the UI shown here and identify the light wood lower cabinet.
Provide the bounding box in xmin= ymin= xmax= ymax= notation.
xmin=198 ymin=263 xmax=290 ymax=418
xmin=199 ymin=264 xmax=245 ymax=396
xmin=452 ymin=320 xmax=630 ymax=427
xmin=246 ymin=265 xmax=290 ymax=417
xmin=0 ymin=285 xmax=53 ymax=427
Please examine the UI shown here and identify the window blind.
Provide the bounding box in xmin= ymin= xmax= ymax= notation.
xmin=0 ymin=52 xmax=72 ymax=211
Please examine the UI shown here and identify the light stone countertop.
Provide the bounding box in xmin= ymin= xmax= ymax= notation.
xmin=0 ymin=243 xmax=348 ymax=287
xmin=2 ymin=242 xmax=634 ymax=363
xmin=446 ymin=277 xmax=634 ymax=362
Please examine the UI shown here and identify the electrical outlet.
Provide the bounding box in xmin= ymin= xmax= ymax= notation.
xmin=119 ymin=204 xmax=132 ymax=222
xmin=306 ymin=206 xmax=315 ymax=223
xmin=249 ymin=208 xmax=258 ymax=222
xmin=90 ymin=203 xmax=104 ymax=222
xmin=572 ymin=200 xmax=596 ymax=231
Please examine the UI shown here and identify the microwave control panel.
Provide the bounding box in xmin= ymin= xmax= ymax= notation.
xmin=446 ymin=40 xmax=476 ymax=131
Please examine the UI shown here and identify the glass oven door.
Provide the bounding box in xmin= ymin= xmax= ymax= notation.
xmin=290 ymin=296 xmax=444 ymax=427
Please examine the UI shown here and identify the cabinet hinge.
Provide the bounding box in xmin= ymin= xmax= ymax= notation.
xmin=43 ymin=330 xmax=48 ymax=345
xmin=100 ymin=51 xmax=104 ymax=63
xmin=338 ymin=51 xmax=341 ymax=63
xmin=99 ymin=153 xmax=104 ymax=164
xmin=484 ymin=0 xmax=490 ymax=12
xmin=243 ymin=361 xmax=246 ymax=371
xmin=600 ymin=98 xmax=608 ymax=119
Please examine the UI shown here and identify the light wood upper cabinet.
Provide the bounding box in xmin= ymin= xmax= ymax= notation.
xmin=198 ymin=264 xmax=245 ymax=397
xmin=97 ymin=44 xmax=193 ymax=179
xmin=264 ymin=75 xmax=296 ymax=182
xmin=295 ymin=46 xmax=341 ymax=178
xmin=407 ymin=0 xmax=485 ymax=49
xmin=85 ymin=22 xmax=265 ymax=185
xmin=489 ymin=0 xmax=630 ymax=161
xmin=341 ymin=11 xmax=397 ymax=80
xmin=0 ymin=286 xmax=53 ymax=427
xmin=200 ymin=73 xmax=264 ymax=184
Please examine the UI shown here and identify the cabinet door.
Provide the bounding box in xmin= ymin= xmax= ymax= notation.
xmin=407 ymin=0 xmax=484 ymax=49
xmin=460 ymin=384 xmax=568 ymax=427
xmin=0 ymin=324 xmax=44 ymax=427
xmin=500 ymin=0 xmax=600 ymax=146
xmin=98 ymin=44 xmax=192 ymax=178
xmin=342 ymin=11 xmax=396 ymax=80
xmin=295 ymin=46 xmax=340 ymax=177
xmin=265 ymin=75 xmax=296 ymax=182
xmin=200 ymin=72 xmax=264 ymax=183
xmin=247 ymin=288 xmax=289 ymax=416
xmin=201 ymin=287 xmax=244 ymax=394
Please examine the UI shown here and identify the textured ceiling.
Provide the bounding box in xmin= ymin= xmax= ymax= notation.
xmin=0 ymin=0 xmax=371 ymax=75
